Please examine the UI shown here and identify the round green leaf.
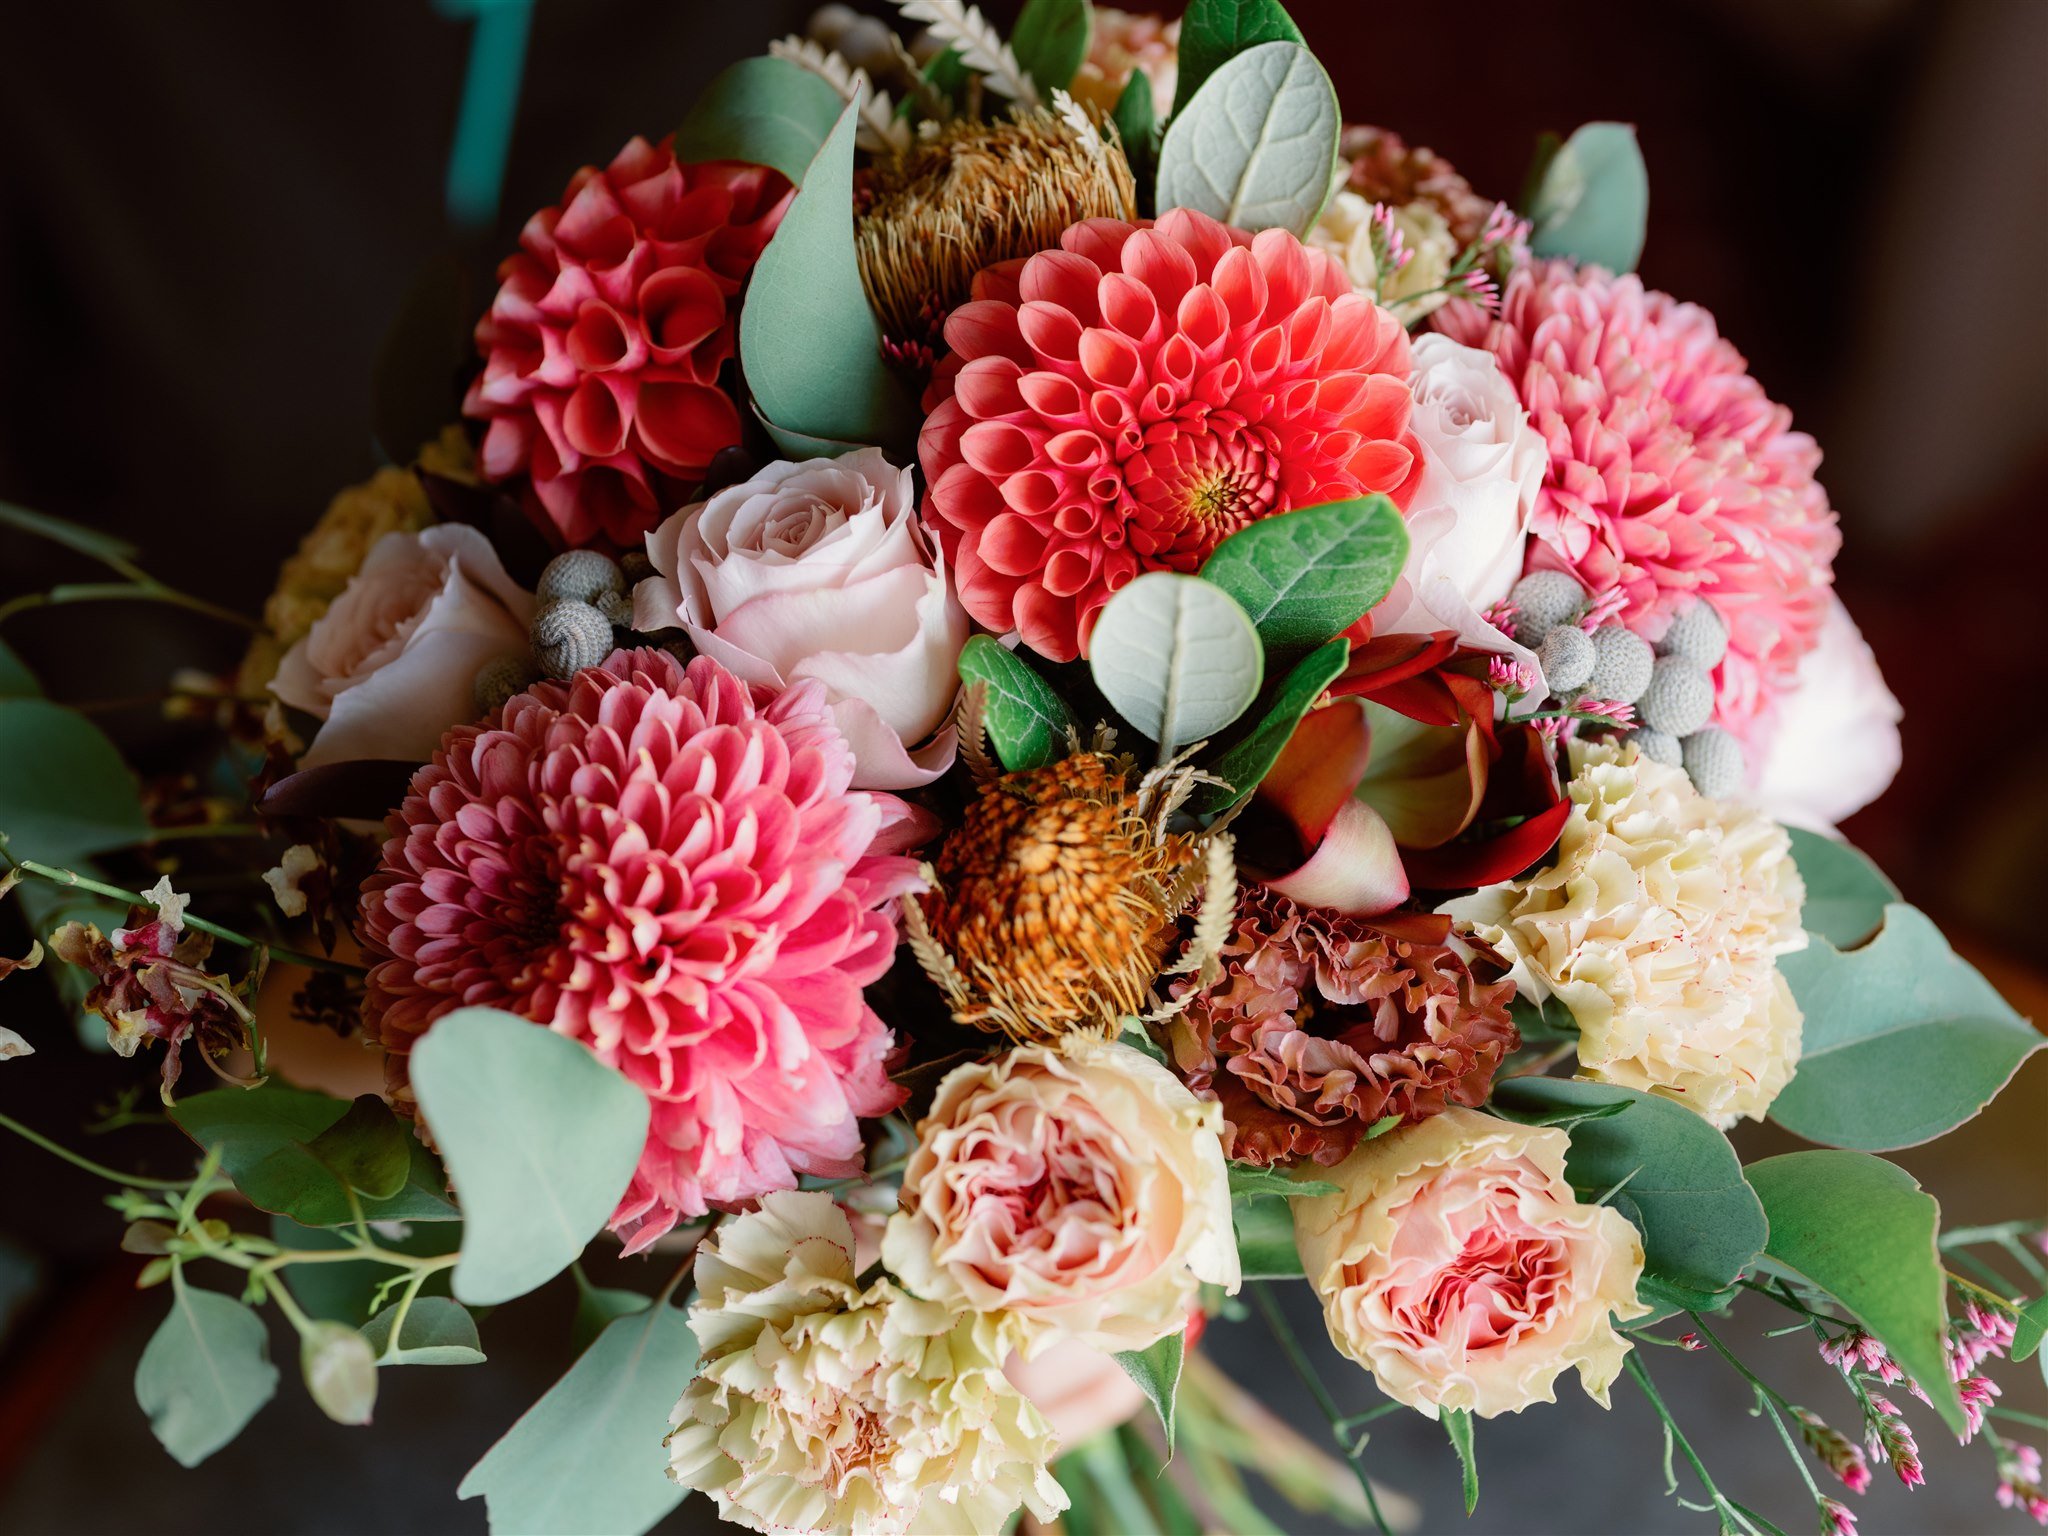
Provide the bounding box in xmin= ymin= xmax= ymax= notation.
xmin=958 ymin=635 xmax=1077 ymax=772
xmin=1526 ymin=122 xmax=1649 ymax=274
xmin=0 ymin=698 xmax=147 ymax=862
xmin=675 ymin=56 xmax=847 ymax=186
xmin=1171 ymin=0 xmax=1305 ymax=118
xmin=1156 ymin=41 xmax=1340 ymax=237
xmin=1198 ymin=496 xmax=1408 ymax=656
xmin=363 ymin=1296 xmax=486 ymax=1366
xmin=410 ymin=1007 xmax=649 ymax=1307
xmin=135 ymin=1273 xmax=279 ymax=1467
xmin=1785 ymin=827 xmax=1899 ymax=949
xmin=1771 ymin=904 xmax=2041 ymax=1151
xmin=1089 ymin=572 xmax=1263 ymax=753
xmin=302 ymin=1093 xmax=411 ymax=1200
xmin=1747 ymin=1150 xmax=1964 ymax=1435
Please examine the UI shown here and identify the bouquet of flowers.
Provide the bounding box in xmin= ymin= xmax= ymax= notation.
xmin=2 ymin=2 xmax=2042 ymax=1533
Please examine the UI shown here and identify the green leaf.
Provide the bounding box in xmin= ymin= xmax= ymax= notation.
xmin=1227 ymin=1163 xmax=1336 ymax=1202
xmin=1525 ymin=122 xmax=1649 ymax=274
xmin=1199 ymin=497 xmax=1408 ymax=656
xmin=458 ymin=1300 xmax=699 ymax=1536
xmin=363 ymin=1296 xmax=486 ymax=1366
xmin=958 ymin=635 xmax=1078 ymax=772
xmin=0 ymin=699 xmax=148 ymax=863
xmin=1747 ymin=1150 xmax=1964 ymax=1435
xmin=674 ymin=56 xmax=847 ymax=186
xmin=1113 ymin=1330 xmax=1185 ymax=1455
xmin=1089 ymin=572 xmax=1263 ymax=753
xmin=2006 ymin=1293 xmax=2047 ymax=1364
xmin=1112 ymin=71 xmax=1158 ymax=210
xmin=741 ymin=98 xmax=913 ymax=452
xmin=1171 ymin=0 xmax=1304 ymax=119
xmin=1770 ymin=905 xmax=2041 ymax=1151
xmin=1156 ymin=41 xmax=1339 ymax=237
xmin=134 ymin=1272 xmax=280 ymax=1467
xmin=1012 ymin=0 xmax=1092 ymax=95
xmin=749 ymin=404 xmax=871 ymax=461
xmin=1442 ymin=1407 xmax=1479 ymax=1514
xmin=571 ymin=1269 xmax=652 ymax=1356
xmin=0 ymin=497 xmax=139 ymax=564
xmin=410 ymin=1007 xmax=649 ymax=1307
xmin=170 ymin=1083 xmax=457 ymax=1228
xmin=1231 ymin=1192 xmax=1303 ymax=1278
xmin=1488 ymin=1079 xmax=1766 ymax=1301
xmin=1786 ymin=828 xmax=1899 ymax=949
xmin=302 ymin=1093 xmax=410 ymax=1200
xmin=0 ymin=638 xmax=38 ymax=698
xmin=268 ymin=1216 xmax=460 ymax=1324
xmin=1193 ymin=637 xmax=1348 ymax=815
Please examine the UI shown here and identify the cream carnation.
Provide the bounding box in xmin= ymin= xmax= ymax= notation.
xmin=1308 ymin=190 xmax=1458 ymax=324
xmin=667 ymin=1192 xmax=1065 ymax=1536
xmin=882 ymin=1038 xmax=1240 ymax=1358
xmin=1441 ymin=739 xmax=1808 ymax=1125
xmin=1291 ymin=1107 xmax=1648 ymax=1419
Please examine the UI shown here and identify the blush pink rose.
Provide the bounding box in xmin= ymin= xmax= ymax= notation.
xmin=1292 ymin=1107 xmax=1648 ymax=1419
xmin=1003 ymin=1337 xmax=1149 ymax=1445
xmin=271 ymin=525 xmax=533 ymax=768
xmin=1752 ymin=594 xmax=1902 ymax=834
xmin=633 ymin=449 xmax=966 ymax=790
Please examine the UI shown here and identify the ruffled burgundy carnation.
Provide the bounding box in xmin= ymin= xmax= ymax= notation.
xmin=357 ymin=649 xmax=922 ymax=1251
xmin=463 ymin=136 xmax=791 ymax=551
xmin=1167 ymin=885 xmax=1517 ymax=1167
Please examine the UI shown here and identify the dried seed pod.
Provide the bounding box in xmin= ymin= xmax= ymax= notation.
xmin=1681 ymin=727 xmax=1745 ymax=799
xmin=1656 ymin=596 xmax=1729 ymax=670
xmin=1636 ymin=656 xmax=1714 ymax=737
xmin=1509 ymin=570 xmax=1585 ymax=642
xmin=532 ymin=600 xmax=614 ymax=679
xmin=473 ymin=654 xmax=539 ymax=714
xmin=1537 ymin=623 xmax=1595 ymax=693
xmin=1586 ymin=624 xmax=1655 ymax=705
xmin=535 ymin=549 xmax=625 ymax=608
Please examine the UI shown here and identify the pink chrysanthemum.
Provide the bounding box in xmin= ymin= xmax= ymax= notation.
xmin=1439 ymin=260 xmax=1840 ymax=742
xmin=919 ymin=208 xmax=1424 ymax=662
xmin=463 ymin=137 xmax=791 ymax=552
xmin=357 ymin=649 xmax=922 ymax=1251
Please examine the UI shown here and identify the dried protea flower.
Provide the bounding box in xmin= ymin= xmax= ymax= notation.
xmin=856 ymin=110 xmax=1136 ymax=345
xmin=1340 ymin=124 xmax=1494 ymax=248
xmin=1167 ymin=884 xmax=1518 ymax=1167
xmin=907 ymin=750 xmax=1231 ymax=1045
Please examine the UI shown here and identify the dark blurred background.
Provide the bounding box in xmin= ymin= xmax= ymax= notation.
xmin=1 ymin=1 xmax=2043 ymax=1532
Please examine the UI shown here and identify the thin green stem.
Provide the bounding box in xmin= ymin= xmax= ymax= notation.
xmin=1247 ymin=1283 xmax=1391 ymax=1536
xmin=139 ymin=822 xmax=267 ymax=844
xmin=0 ymin=1109 xmax=193 ymax=1190
xmin=1990 ymin=1407 xmax=2048 ymax=1434
xmin=1624 ymin=1351 xmax=1762 ymax=1536
xmin=1690 ymin=1315 xmax=1827 ymax=1511
xmin=11 ymin=859 xmax=363 ymax=975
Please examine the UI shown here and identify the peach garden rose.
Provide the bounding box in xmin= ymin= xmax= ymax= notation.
xmin=1291 ymin=1107 xmax=1649 ymax=1419
xmin=882 ymin=1037 xmax=1240 ymax=1358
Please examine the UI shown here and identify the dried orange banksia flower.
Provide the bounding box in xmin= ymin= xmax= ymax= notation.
xmin=906 ymin=748 xmax=1233 ymax=1045
xmin=856 ymin=109 xmax=1136 ymax=342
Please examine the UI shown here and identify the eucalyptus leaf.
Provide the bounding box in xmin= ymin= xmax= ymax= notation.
xmin=409 ymin=1007 xmax=649 ymax=1307
xmin=302 ymin=1093 xmax=411 ymax=1200
xmin=958 ymin=635 xmax=1078 ymax=772
xmin=459 ymin=1300 xmax=699 ymax=1536
xmin=1443 ymin=1408 xmax=1479 ymax=1514
xmin=1156 ymin=42 xmax=1338 ymax=237
xmin=2011 ymin=1294 xmax=2048 ymax=1364
xmin=1171 ymin=0 xmax=1304 ymax=118
xmin=741 ymin=98 xmax=913 ymax=452
xmin=268 ymin=1216 xmax=459 ymax=1325
xmin=572 ymin=1270 xmax=652 ymax=1356
xmin=1747 ymin=1150 xmax=1964 ymax=1435
xmin=1011 ymin=0 xmax=1092 ymax=95
xmin=363 ymin=1296 xmax=486 ymax=1366
xmin=674 ymin=56 xmax=846 ymax=185
xmin=1785 ymin=828 xmax=1900 ymax=950
xmin=1112 ymin=72 xmax=1158 ymax=211
xmin=0 ymin=699 xmax=148 ymax=863
xmin=1770 ymin=904 xmax=2041 ymax=1151
xmin=134 ymin=1273 xmax=279 ymax=1467
xmin=1193 ymin=637 xmax=1348 ymax=815
xmin=1525 ymin=122 xmax=1649 ymax=274
xmin=1088 ymin=572 xmax=1262 ymax=754
xmin=1113 ymin=1331 xmax=1185 ymax=1455
xmin=1232 ymin=1192 xmax=1303 ymax=1278
xmin=1488 ymin=1078 xmax=1766 ymax=1300
xmin=1199 ymin=496 xmax=1407 ymax=656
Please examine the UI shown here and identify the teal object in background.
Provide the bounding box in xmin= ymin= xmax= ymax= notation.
xmin=436 ymin=0 xmax=535 ymax=233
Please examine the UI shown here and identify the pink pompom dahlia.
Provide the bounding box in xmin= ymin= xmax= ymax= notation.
xmin=1439 ymin=260 xmax=1840 ymax=741
xmin=357 ymin=648 xmax=922 ymax=1251
xmin=463 ymin=137 xmax=791 ymax=552
xmin=919 ymin=209 xmax=1424 ymax=662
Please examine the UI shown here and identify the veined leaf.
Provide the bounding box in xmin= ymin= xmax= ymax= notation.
xmin=958 ymin=635 xmax=1077 ymax=772
xmin=1443 ymin=1407 xmax=1479 ymax=1514
xmin=1785 ymin=828 xmax=1899 ymax=950
xmin=1525 ymin=122 xmax=1649 ymax=274
xmin=134 ymin=1272 xmax=279 ymax=1467
xmin=1114 ymin=1331 xmax=1185 ymax=1455
xmin=675 ymin=56 xmax=846 ymax=185
xmin=1193 ymin=637 xmax=1349 ymax=815
xmin=0 ymin=699 xmax=148 ymax=863
xmin=1089 ymin=572 xmax=1262 ymax=754
xmin=1171 ymin=0 xmax=1304 ymax=119
xmin=1011 ymin=0 xmax=1092 ymax=95
xmin=363 ymin=1296 xmax=486 ymax=1367
xmin=1199 ymin=497 xmax=1407 ymax=656
xmin=1156 ymin=41 xmax=1339 ymax=237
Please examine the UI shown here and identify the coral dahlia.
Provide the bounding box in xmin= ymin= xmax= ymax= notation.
xmin=919 ymin=209 xmax=1425 ymax=661
xmin=1168 ymin=885 xmax=1517 ymax=1167
xmin=357 ymin=649 xmax=923 ymax=1250
xmin=464 ymin=136 xmax=791 ymax=552
xmin=1439 ymin=261 xmax=1840 ymax=743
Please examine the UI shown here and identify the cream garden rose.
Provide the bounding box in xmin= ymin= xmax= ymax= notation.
xmin=1442 ymin=739 xmax=1808 ymax=1125
xmin=270 ymin=523 xmax=533 ymax=768
xmin=666 ymin=1191 xmax=1065 ymax=1536
xmin=632 ymin=448 xmax=968 ymax=790
xmin=1292 ymin=1107 xmax=1648 ymax=1419
xmin=882 ymin=1037 xmax=1240 ymax=1358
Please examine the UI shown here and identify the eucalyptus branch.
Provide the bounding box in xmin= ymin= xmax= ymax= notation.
xmin=0 ymin=1109 xmax=196 ymax=1191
